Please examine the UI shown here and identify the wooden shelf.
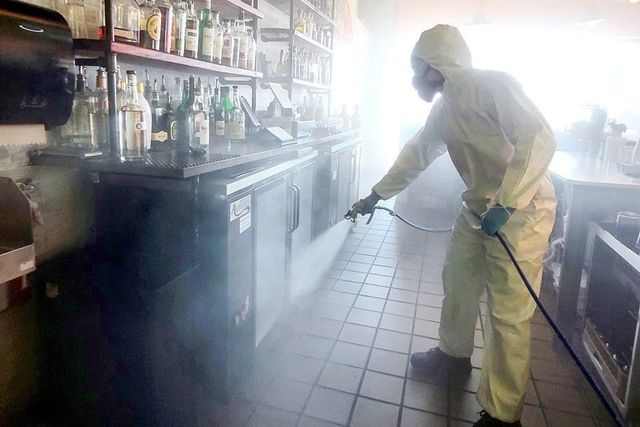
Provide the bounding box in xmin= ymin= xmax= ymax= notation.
xmin=73 ymin=39 xmax=263 ymax=78
xmin=212 ymin=0 xmax=265 ymax=19
xmin=292 ymin=78 xmax=331 ymax=90
xmin=260 ymin=29 xmax=332 ymax=55
xmin=294 ymin=31 xmax=333 ymax=54
xmin=267 ymin=0 xmax=335 ymax=26
xmin=295 ymin=0 xmax=335 ymax=26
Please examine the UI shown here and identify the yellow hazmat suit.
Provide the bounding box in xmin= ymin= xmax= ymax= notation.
xmin=372 ymin=25 xmax=557 ymax=422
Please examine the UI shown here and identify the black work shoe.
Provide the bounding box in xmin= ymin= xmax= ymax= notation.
xmin=409 ymin=347 xmax=472 ymax=376
xmin=473 ymin=411 xmax=522 ymax=427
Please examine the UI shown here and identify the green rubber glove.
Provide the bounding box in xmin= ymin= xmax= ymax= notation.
xmin=480 ymin=205 xmax=514 ymax=236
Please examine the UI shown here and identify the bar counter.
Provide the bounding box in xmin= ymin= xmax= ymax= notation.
xmin=31 ymin=130 xmax=361 ymax=179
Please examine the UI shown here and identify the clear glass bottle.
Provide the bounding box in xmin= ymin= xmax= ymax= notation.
xmin=199 ymin=0 xmax=214 ymax=62
xmin=136 ymin=81 xmax=153 ymax=150
xmin=236 ymin=12 xmax=249 ymax=69
xmin=62 ymin=66 xmax=95 ymax=149
xmin=184 ymin=0 xmax=199 ymax=59
xmin=156 ymin=0 xmax=173 ymax=53
xmin=212 ymin=11 xmax=224 ymax=65
xmin=139 ymin=0 xmax=162 ymax=50
xmin=92 ymin=67 xmax=109 ymax=152
xmin=231 ymin=20 xmax=241 ymax=68
xmin=170 ymin=1 xmax=187 ymax=56
xmin=99 ymin=0 xmax=140 ymax=44
xmin=228 ymin=85 xmax=245 ymax=140
xmin=221 ymin=20 xmax=235 ymax=67
xmin=120 ymin=70 xmax=148 ymax=161
xmin=293 ymin=8 xmax=305 ymax=33
xmin=65 ymin=0 xmax=88 ymax=38
xmin=193 ymin=78 xmax=209 ymax=147
xmin=246 ymin=27 xmax=256 ymax=71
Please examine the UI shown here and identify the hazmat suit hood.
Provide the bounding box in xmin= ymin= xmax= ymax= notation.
xmin=411 ymin=24 xmax=472 ymax=92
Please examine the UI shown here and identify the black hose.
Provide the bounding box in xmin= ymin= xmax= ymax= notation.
xmin=366 ymin=207 xmax=624 ymax=427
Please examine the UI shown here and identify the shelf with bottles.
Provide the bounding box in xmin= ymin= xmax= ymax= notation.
xmin=260 ymin=28 xmax=333 ymax=55
xmin=74 ymin=39 xmax=263 ymax=78
xmin=268 ymin=0 xmax=335 ymax=26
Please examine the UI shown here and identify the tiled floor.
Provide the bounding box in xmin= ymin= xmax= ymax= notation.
xmin=211 ymin=209 xmax=619 ymax=427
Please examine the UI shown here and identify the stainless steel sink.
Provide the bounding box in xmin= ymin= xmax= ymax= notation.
xmin=0 ymin=177 xmax=35 ymax=283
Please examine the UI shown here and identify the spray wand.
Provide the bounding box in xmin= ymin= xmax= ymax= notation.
xmin=344 ymin=205 xmax=624 ymax=427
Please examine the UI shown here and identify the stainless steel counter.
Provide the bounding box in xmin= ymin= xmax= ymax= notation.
xmin=550 ymin=151 xmax=640 ymax=188
xmin=38 ymin=131 xmax=361 ymax=179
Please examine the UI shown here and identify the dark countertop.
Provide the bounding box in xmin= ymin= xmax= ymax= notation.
xmin=32 ymin=131 xmax=361 ymax=180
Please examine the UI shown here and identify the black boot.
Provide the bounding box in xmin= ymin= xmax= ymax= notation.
xmin=409 ymin=347 xmax=472 ymax=376
xmin=473 ymin=411 xmax=522 ymax=427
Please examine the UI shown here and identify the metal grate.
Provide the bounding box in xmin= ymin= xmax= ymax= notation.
xmin=144 ymin=151 xmax=241 ymax=169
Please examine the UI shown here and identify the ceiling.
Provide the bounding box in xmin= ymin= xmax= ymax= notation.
xmin=392 ymin=0 xmax=640 ymax=39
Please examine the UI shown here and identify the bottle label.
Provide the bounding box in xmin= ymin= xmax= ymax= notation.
xmin=215 ymin=120 xmax=225 ymax=136
xmin=202 ymin=28 xmax=215 ymax=57
xmin=213 ymin=34 xmax=223 ymax=61
xmin=185 ymin=29 xmax=199 ymax=53
xmin=152 ymin=130 xmax=168 ymax=142
xmin=222 ymin=39 xmax=232 ymax=60
xmin=146 ymin=14 xmax=161 ymax=41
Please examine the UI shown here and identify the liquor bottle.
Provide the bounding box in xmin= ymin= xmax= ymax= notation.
xmin=171 ymin=1 xmax=187 ymax=56
xmin=212 ymin=11 xmax=224 ymax=65
xmin=156 ymin=0 xmax=173 ymax=53
xmin=139 ymin=0 xmax=162 ymax=50
xmin=294 ymin=8 xmax=305 ymax=33
xmin=276 ymin=48 xmax=285 ymax=76
xmin=236 ymin=12 xmax=248 ymax=69
xmin=65 ymin=0 xmax=88 ymax=38
xmin=246 ymin=27 xmax=256 ymax=71
xmin=193 ymin=78 xmax=209 ymax=147
xmin=92 ymin=67 xmax=109 ymax=152
xmin=175 ymin=79 xmax=191 ymax=151
xmin=221 ymin=20 xmax=235 ymax=67
xmin=228 ymin=85 xmax=245 ymax=140
xmin=199 ymin=0 xmax=214 ymax=62
xmin=165 ymin=95 xmax=177 ymax=145
xmin=212 ymin=83 xmax=225 ymax=143
xmin=151 ymin=79 xmax=168 ymax=144
xmin=216 ymin=86 xmax=233 ymax=142
xmin=99 ymin=0 xmax=140 ymax=44
xmin=144 ymin=69 xmax=153 ymax=102
xmin=136 ymin=81 xmax=153 ymax=150
xmin=159 ymin=75 xmax=170 ymax=107
xmin=184 ymin=1 xmax=199 ymax=59
xmin=62 ymin=66 xmax=95 ymax=149
xmin=231 ymin=20 xmax=241 ymax=68
xmin=120 ymin=70 xmax=148 ymax=161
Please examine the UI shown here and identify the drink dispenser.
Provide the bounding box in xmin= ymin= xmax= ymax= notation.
xmin=0 ymin=1 xmax=75 ymax=129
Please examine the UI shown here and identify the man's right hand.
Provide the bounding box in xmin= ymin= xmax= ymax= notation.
xmin=346 ymin=191 xmax=381 ymax=220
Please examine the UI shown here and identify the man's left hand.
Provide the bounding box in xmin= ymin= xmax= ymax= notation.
xmin=480 ymin=205 xmax=514 ymax=236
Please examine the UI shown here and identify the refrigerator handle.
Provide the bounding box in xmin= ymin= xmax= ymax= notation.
xmin=287 ymin=184 xmax=296 ymax=233
xmin=350 ymin=151 xmax=357 ymax=184
xmin=292 ymin=184 xmax=301 ymax=232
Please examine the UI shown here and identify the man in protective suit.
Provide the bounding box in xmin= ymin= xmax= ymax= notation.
xmin=348 ymin=24 xmax=556 ymax=427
